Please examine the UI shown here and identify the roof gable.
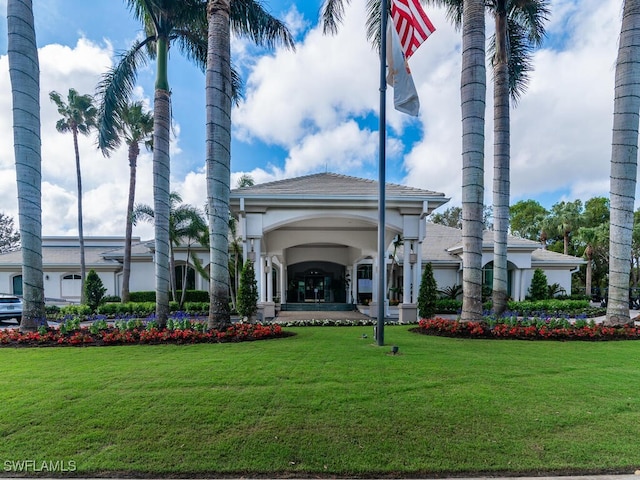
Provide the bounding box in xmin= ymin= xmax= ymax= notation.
xmin=231 ymin=172 xmax=446 ymax=199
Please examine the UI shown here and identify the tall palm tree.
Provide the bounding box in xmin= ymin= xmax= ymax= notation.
xmin=49 ymin=88 xmax=97 ymax=304
xmin=490 ymin=0 xmax=548 ymax=315
xmin=606 ymin=0 xmax=640 ymax=327
xmin=97 ymin=101 xmax=154 ymax=303
xmin=205 ymin=0 xmax=294 ymax=329
xmin=98 ymin=0 xmax=209 ymax=327
xmin=7 ymin=0 xmax=45 ymax=331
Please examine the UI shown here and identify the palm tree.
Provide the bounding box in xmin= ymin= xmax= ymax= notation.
xmin=134 ymin=192 xmax=209 ymax=313
xmin=576 ymin=225 xmax=605 ymax=300
xmin=547 ymin=200 xmax=583 ymax=255
xmin=606 ymin=0 xmax=640 ymax=327
xmin=490 ymin=0 xmax=549 ymax=315
xmin=49 ymin=88 xmax=97 ymax=304
xmin=98 ymin=0 xmax=208 ymax=327
xmin=7 ymin=0 xmax=46 ymax=331
xmin=97 ymin=101 xmax=153 ymax=303
xmin=205 ymin=0 xmax=294 ymax=329
xmin=321 ymin=0 xmax=486 ymax=321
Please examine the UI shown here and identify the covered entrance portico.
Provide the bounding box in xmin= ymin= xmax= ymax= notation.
xmin=229 ymin=173 xmax=448 ymax=322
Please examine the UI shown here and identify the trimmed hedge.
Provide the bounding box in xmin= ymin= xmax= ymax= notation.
xmin=129 ymin=290 xmax=210 ymax=303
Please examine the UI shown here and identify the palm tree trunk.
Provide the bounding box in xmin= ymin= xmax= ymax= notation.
xmin=460 ymin=0 xmax=486 ymax=322
xmin=492 ymin=5 xmax=509 ymax=316
xmin=121 ymin=142 xmax=139 ymax=304
xmin=152 ymin=36 xmax=172 ymax=328
xmin=585 ymin=247 xmax=593 ymax=299
xmin=72 ymin=127 xmax=86 ymax=304
xmin=8 ymin=0 xmax=45 ymax=331
xmin=606 ymin=0 xmax=640 ymax=326
xmin=206 ymin=0 xmax=232 ymax=329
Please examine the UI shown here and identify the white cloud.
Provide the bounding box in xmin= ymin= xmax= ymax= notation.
xmin=1 ymin=38 xmax=159 ymax=238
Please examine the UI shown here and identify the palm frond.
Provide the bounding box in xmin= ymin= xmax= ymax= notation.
xmin=172 ymin=29 xmax=208 ymax=72
xmin=321 ymin=0 xmax=350 ymax=35
xmin=231 ymin=0 xmax=295 ymax=50
xmin=509 ymin=0 xmax=550 ymax=46
xmin=365 ymin=0 xmax=385 ymax=53
xmin=95 ymin=40 xmax=151 ymax=155
xmin=230 ymin=63 xmax=244 ymax=106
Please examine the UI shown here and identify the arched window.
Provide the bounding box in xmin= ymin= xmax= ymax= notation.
xmin=174 ymin=264 xmax=196 ymax=291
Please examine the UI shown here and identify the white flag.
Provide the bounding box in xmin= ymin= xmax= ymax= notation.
xmin=386 ymin=20 xmax=419 ymax=116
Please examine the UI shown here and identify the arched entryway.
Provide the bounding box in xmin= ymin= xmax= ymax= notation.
xmin=287 ymin=261 xmax=348 ymax=303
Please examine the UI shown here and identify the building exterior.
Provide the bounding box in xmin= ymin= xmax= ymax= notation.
xmin=0 ymin=173 xmax=585 ymax=320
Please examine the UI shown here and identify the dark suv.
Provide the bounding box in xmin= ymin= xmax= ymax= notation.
xmin=0 ymin=295 xmax=22 ymax=324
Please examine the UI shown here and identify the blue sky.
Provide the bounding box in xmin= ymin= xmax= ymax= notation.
xmin=0 ymin=0 xmax=625 ymax=238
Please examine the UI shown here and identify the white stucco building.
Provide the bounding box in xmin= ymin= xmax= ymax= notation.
xmin=0 ymin=173 xmax=584 ymax=321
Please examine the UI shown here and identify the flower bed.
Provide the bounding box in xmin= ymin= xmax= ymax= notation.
xmin=413 ymin=317 xmax=640 ymax=341
xmin=0 ymin=322 xmax=292 ymax=348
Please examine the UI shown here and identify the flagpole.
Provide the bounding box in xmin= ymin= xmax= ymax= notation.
xmin=377 ymin=0 xmax=388 ymax=347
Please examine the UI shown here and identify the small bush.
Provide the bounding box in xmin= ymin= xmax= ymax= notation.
xmin=102 ymin=295 xmax=121 ymax=303
xmin=237 ymin=260 xmax=258 ymax=319
xmin=84 ymin=269 xmax=107 ymax=312
xmin=418 ymin=263 xmax=438 ymax=319
xmin=528 ymin=269 xmax=549 ymax=301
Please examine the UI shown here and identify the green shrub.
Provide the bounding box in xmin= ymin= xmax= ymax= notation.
xmin=237 ymin=260 xmax=258 ymax=319
xmin=176 ymin=290 xmax=209 ymax=302
xmin=84 ymin=269 xmax=107 ymax=312
xmin=434 ymin=299 xmax=462 ymax=313
xmin=129 ymin=291 xmax=156 ymax=302
xmin=102 ymin=295 xmax=121 ymax=303
xmin=60 ymin=304 xmax=91 ymax=316
xmin=417 ymin=263 xmax=438 ymax=319
xmin=528 ymin=269 xmax=549 ymax=301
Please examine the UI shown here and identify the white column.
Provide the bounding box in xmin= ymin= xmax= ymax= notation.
xmin=253 ymin=238 xmax=263 ymax=302
xmin=372 ymin=257 xmax=379 ymax=304
xmin=279 ymin=261 xmax=286 ymax=303
xmin=413 ymin=241 xmax=423 ymax=303
xmin=351 ymin=264 xmax=357 ymax=304
xmin=402 ymin=241 xmax=412 ymax=304
xmin=266 ymin=256 xmax=273 ymax=302
xmin=514 ymin=269 xmax=523 ymax=301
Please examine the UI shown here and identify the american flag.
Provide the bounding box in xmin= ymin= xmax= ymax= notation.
xmin=390 ymin=0 xmax=436 ymax=59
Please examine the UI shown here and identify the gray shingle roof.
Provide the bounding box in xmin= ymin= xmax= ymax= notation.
xmin=231 ymin=172 xmax=446 ymax=199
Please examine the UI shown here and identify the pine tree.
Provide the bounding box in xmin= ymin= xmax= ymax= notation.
xmin=528 ymin=268 xmax=549 ymax=301
xmin=237 ymin=260 xmax=258 ymax=321
xmin=418 ymin=263 xmax=438 ymax=319
xmin=84 ymin=269 xmax=107 ymax=312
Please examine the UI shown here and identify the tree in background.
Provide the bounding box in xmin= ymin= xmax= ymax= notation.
xmin=134 ymin=192 xmax=208 ymax=311
xmin=0 ymin=213 xmax=20 ymax=254
xmin=237 ymin=259 xmax=258 ymax=321
xmin=49 ymin=88 xmax=97 ymax=304
xmin=97 ymin=100 xmax=153 ymax=304
xmin=509 ymin=200 xmax=548 ymax=241
xmin=429 ymin=205 xmax=493 ymax=230
xmin=7 ymin=0 xmax=45 ymax=331
xmin=417 ymin=263 xmax=438 ymax=319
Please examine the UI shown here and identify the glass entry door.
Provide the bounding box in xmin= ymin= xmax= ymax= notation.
xmin=304 ymin=275 xmax=325 ymax=302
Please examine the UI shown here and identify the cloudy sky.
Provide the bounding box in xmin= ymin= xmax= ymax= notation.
xmin=0 ymin=0 xmax=625 ymax=239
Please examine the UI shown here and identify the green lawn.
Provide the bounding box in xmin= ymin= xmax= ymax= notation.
xmin=1 ymin=325 xmax=639 ymax=476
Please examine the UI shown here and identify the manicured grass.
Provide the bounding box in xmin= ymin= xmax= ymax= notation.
xmin=1 ymin=325 xmax=639 ymax=476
